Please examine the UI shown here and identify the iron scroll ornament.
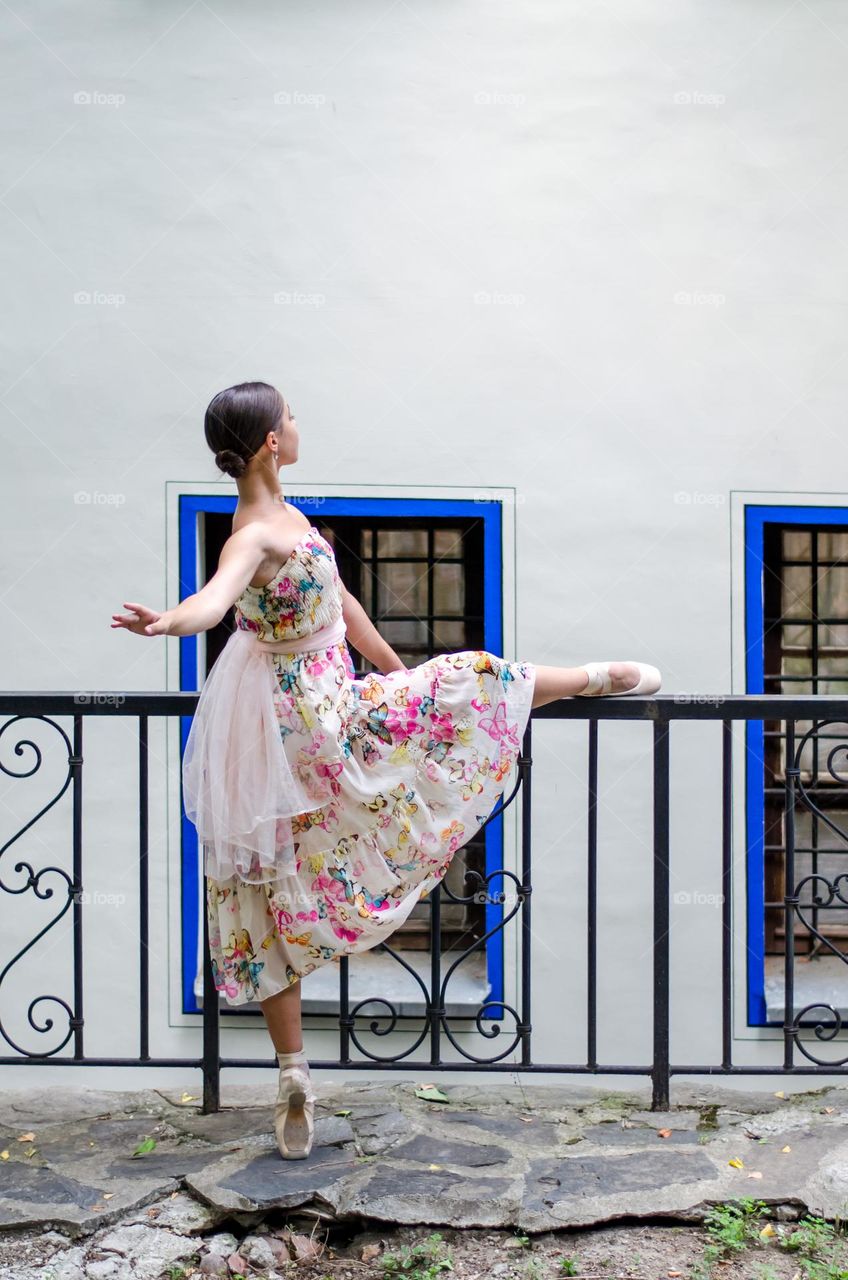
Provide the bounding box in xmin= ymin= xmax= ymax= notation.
xmin=0 ymin=716 xmax=78 ymax=1058
xmin=785 ymin=720 xmax=848 ymax=1066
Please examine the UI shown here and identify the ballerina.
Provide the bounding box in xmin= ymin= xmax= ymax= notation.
xmin=111 ymin=380 xmax=661 ymax=1158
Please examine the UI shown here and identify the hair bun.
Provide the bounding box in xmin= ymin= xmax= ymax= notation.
xmin=215 ymin=448 xmax=247 ymax=478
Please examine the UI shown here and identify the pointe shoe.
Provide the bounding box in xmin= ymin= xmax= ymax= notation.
xmin=274 ymin=1061 xmax=317 ymax=1159
xmin=577 ymin=661 xmax=662 ymax=697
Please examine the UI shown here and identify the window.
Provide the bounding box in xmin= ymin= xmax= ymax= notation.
xmin=762 ymin=525 xmax=848 ymax=959
xmin=745 ymin=504 xmax=848 ymax=1025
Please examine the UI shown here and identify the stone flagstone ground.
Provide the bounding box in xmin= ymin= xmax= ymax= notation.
xmin=2 ymin=1078 xmax=848 ymax=1277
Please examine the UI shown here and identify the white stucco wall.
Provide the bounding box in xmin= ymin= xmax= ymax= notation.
xmin=3 ymin=1 xmax=847 ymax=1089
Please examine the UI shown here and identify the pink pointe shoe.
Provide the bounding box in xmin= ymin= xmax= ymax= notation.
xmin=274 ymin=1054 xmax=317 ymax=1159
xmin=577 ymin=661 xmax=662 ymax=697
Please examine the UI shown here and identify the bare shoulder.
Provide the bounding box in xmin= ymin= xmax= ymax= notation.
xmin=226 ymin=509 xmax=314 ymax=574
xmin=282 ymin=502 xmax=314 ymax=535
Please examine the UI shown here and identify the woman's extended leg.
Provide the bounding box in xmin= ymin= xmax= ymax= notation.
xmin=260 ymin=981 xmax=303 ymax=1052
xmin=531 ymin=662 xmax=643 ymax=709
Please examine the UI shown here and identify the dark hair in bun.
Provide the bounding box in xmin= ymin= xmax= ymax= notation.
xmin=204 ymin=381 xmax=286 ymax=479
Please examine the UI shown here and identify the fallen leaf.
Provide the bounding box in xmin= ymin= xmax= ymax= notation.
xmin=747 ymin=1171 xmax=763 ymax=1179
xmin=334 ymin=1109 xmax=352 ymax=1117
xmin=760 ymin=1223 xmax=776 ymax=1238
xmin=414 ymin=1084 xmax=449 ymax=1103
xmin=774 ymin=1090 xmax=785 ymax=1099
xmin=130 ymin=1138 xmax=157 ymax=1158
xmin=728 ymin=1157 xmax=744 ymax=1169
xmin=179 ymin=1093 xmax=197 ymax=1104
xmin=24 ymin=1148 xmax=36 ymax=1159
xmin=668 ymin=1272 xmax=683 ymax=1277
xmin=657 ymin=1128 xmax=673 ymax=1139
xmin=782 ymin=1145 xmax=792 ymax=1153
xmin=823 ymin=1107 xmax=835 ymax=1114
xmin=16 ymin=1133 xmax=35 ymax=1143
xmin=102 ymin=1193 xmax=114 ymax=1200
xmin=519 ymin=1116 xmax=534 ymax=1124
xmin=147 ymin=1207 xmax=161 ymax=1217
xmin=428 ymin=1163 xmax=442 ymax=1171
xmin=0 ymin=1151 xmax=8 ymax=1161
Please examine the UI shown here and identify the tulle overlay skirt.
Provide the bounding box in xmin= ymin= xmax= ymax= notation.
xmin=196 ymin=634 xmax=536 ymax=1006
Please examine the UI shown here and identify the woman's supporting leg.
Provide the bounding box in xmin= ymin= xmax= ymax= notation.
xmin=530 ymin=662 xmax=642 ymax=709
xmin=260 ymin=980 xmax=303 ymax=1053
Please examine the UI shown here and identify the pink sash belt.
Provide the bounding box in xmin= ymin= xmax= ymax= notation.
xmin=254 ymin=613 xmax=348 ymax=655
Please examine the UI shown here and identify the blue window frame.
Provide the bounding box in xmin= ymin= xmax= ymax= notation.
xmin=744 ymin=502 xmax=848 ymax=1025
xmin=179 ymin=495 xmax=512 ymax=1016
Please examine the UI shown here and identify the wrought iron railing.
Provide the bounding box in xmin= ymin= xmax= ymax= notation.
xmin=3 ymin=692 xmax=848 ymax=1113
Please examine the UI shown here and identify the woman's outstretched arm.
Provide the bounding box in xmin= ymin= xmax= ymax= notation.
xmin=340 ymin=584 xmax=406 ymax=673
xmin=111 ymin=528 xmax=267 ymax=638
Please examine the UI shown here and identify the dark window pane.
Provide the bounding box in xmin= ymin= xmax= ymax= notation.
xmin=433 ymin=562 xmax=464 ymax=614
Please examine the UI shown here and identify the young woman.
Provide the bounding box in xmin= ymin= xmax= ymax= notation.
xmin=111 ymin=381 xmax=660 ymax=1161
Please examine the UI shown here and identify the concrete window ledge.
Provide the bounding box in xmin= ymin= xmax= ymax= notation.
xmin=764 ymin=954 xmax=848 ymax=1022
xmin=197 ymin=948 xmax=490 ymax=1019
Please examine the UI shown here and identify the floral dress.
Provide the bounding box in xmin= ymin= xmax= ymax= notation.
xmin=203 ymin=525 xmax=536 ymax=1006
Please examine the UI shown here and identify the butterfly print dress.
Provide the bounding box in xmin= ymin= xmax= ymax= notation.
xmin=193 ymin=526 xmax=537 ymax=1006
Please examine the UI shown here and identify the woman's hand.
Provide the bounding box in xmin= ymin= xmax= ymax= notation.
xmin=111 ymin=602 xmax=171 ymax=637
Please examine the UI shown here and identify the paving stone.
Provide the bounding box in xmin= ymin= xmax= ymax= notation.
xmin=159 ymin=1106 xmax=277 ymax=1144
xmin=102 ymin=1149 xmax=218 ymax=1181
xmin=520 ymin=1148 xmax=720 ymax=1229
xmin=347 ymin=1165 xmax=522 ymax=1227
xmin=187 ymin=1143 xmax=358 ymax=1212
xmin=579 ymin=1121 xmax=705 ymax=1146
xmin=0 ymin=1090 xmax=163 ymax=1128
xmin=389 ymin=1133 xmax=513 ymax=1168
xmin=439 ymin=1111 xmax=563 ymax=1143
xmin=0 ymin=1162 xmax=105 ymax=1211
xmin=346 ymin=1106 xmax=408 ymax=1154
xmin=33 ymin=1117 xmax=184 ymax=1164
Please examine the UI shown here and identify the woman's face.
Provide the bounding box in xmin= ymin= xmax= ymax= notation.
xmin=275 ymin=397 xmax=299 ymax=467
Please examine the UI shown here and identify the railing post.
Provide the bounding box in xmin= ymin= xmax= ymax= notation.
xmin=587 ymin=718 xmax=598 ymax=1071
xmin=71 ymin=714 xmax=84 ymax=1058
xmin=652 ymin=715 xmax=671 ymax=1110
xmin=783 ymin=718 xmax=798 ymax=1069
xmin=721 ymin=718 xmax=733 ymax=1070
xmin=520 ymin=719 xmax=533 ymax=1067
xmin=201 ymin=872 xmax=220 ymax=1113
xmin=138 ymin=714 xmax=149 ymax=1063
